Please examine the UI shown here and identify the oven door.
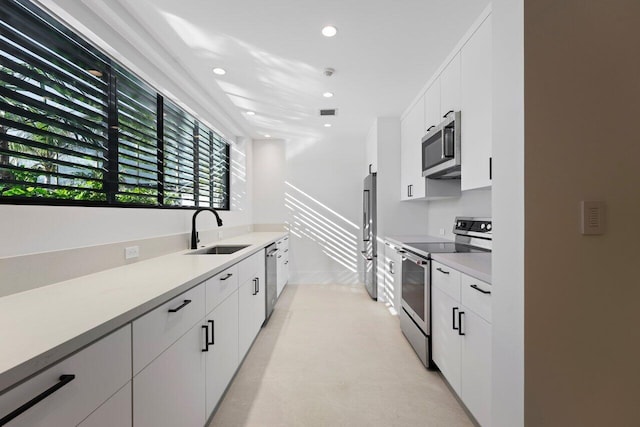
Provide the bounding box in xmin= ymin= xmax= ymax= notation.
xmin=400 ymin=251 xmax=430 ymax=335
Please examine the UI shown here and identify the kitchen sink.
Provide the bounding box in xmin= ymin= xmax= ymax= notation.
xmin=186 ymin=244 xmax=250 ymax=255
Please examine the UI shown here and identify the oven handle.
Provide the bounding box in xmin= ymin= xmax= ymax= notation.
xmin=401 ymin=251 xmax=429 ymax=266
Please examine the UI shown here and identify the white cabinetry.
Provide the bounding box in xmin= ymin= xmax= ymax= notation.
xmin=424 ymin=80 xmax=441 ymax=133
xmin=79 ymin=383 xmax=131 ymax=427
xmin=400 ymin=96 xmax=425 ymax=200
xmin=382 ymin=242 xmax=403 ymax=310
xmin=365 ymin=124 xmax=377 ymax=173
xmin=431 ymin=261 xmax=492 ymax=426
xmin=238 ymin=251 xmax=266 ymax=358
xmin=440 ymin=53 xmax=462 ymax=118
xmin=460 ymin=15 xmax=492 ymax=191
xmin=204 ymin=290 xmax=239 ymax=415
xmin=276 ymin=236 xmax=289 ymax=297
xmin=0 ymin=326 xmax=131 ymax=427
xmin=133 ymin=319 xmax=206 ymax=427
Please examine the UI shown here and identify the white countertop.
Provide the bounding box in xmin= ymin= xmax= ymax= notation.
xmin=0 ymin=232 xmax=286 ymax=392
xmin=430 ymin=253 xmax=492 ymax=284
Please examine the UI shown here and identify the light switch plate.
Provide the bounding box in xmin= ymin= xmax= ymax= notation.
xmin=439 ymin=228 xmax=446 ymax=236
xmin=581 ymin=201 xmax=605 ymax=235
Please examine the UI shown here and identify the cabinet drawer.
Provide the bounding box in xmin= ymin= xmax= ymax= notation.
xmin=133 ymin=283 xmax=205 ymax=374
xmin=238 ymin=251 xmax=265 ymax=285
xmin=461 ymin=274 xmax=492 ymax=322
xmin=205 ymin=264 xmax=239 ymax=314
xmin=431 ymin=261 xmax=461 ymax=300
xmin=0 ymin=326 xmax=131 ymax=427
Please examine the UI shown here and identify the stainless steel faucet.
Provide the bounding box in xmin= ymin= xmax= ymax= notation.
xmin=190 ymin=208 xmax=223 ymax=249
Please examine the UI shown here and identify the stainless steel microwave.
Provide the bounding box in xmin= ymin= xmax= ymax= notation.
xmin=421 ymin=111 xmax=461 ymax=179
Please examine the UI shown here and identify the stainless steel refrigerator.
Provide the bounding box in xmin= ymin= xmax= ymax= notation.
xmin=362 ymin=172 xmax=377 ymax=300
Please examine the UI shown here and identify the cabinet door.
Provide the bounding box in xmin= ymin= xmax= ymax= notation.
xmin=424 ymin=80 xmax=441 ymax=133
xmin=78 ymin=384 xmax=131 ymax=427
xmin=0 ymin=326 xmax=131 ymax=427
xmin=460 ymin=307 xmax=492 ymax=427
xmin=205 ymin=291 xmax=239 ymax=415
xmin=133 ymin=321 xmax=206 ymax=427
xmin=382 ymin=244 xmax=403 ymax=311
xmin=440 ymin=53 xmax=461 ymax=118
xmin=400 ymin=96 xmax=425 ymax=200
xmin=461 ymin=15 xmax=492 ymax=191
xmin=253 ymin=260 xmax=266 ymax=331
xmin=432 ymin=287 xmax=462 ymax=394
xmin=238 ymin=278 xmax=256 ymax=359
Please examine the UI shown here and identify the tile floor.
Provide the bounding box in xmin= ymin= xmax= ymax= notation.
xmin=208 ymin=284 xmax=473 ymax=427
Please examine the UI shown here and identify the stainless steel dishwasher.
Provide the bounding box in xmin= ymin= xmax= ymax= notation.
xmin=264 ymin=243 xmax=278 ymax=324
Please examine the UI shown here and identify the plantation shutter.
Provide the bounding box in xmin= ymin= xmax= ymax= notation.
xmin=163 ymin=98 xmax=196 ymax=207
xmin=211 ymin=132 xmax=229 ymax=209
xmin=0 ymin=0 xmax=109 ymax=201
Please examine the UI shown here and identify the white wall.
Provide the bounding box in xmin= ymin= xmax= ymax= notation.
xmin=425 ymin=188 xmax=491 ymax=239
xmin=491 ymin=0 xmax=525 ymax=425
xmin=252 ymin=139 xmax=286 ymax=226
xmin=283 ymin=134 xmax=366 ymax=285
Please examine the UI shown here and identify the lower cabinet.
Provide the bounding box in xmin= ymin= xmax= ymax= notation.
xmin=383 ymin=241 xmax=403 ymax=310
xmin=204 ymin=290 xmax=239 ymax=415
xmin=133 ymin=321 xmax=206 ymax=427
xmin=238 ymin=258 xmax=266 ymax=358
xmin=0 ymin=326 xmax=131 ymax=427
xmin=431 ymin=261 xmax=492 ymax=426
xmin=276 ymin=236 xmax=289 ymax=297
xmin=78 ymin=383 xmax=132 ymax=427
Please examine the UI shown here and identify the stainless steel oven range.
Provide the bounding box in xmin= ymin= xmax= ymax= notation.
xmin=399 ymin=217 xmax=492 ymax=368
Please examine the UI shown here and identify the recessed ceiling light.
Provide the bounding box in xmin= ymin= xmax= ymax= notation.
xmin=212 ymin=67 xmax=226 ymax=75
xmin=322 ymin=25 xmax=338 ymax=37
xmin=246 ymin=111 xmax=256 ymax=116
xmin=264 ymin=134 xmax=271 ymax=138
xmin=323 ymin=92 xmax=334 ymax=98
xmin=324 ymin=123 xmax=332 ymax=128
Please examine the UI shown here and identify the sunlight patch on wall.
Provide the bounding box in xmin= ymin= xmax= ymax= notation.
xmin=284 ymin=181 xmax=359 ymax=273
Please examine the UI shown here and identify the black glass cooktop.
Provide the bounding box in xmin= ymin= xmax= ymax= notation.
xmin=404 ymin=241 xmax=489 ymax=255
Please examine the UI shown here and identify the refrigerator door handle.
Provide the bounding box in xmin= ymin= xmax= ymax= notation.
xmin=363 ymin=189 xmax=370 ymax=241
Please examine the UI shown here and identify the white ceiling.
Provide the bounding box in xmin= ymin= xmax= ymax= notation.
xmin=47 ymin=0 xmax=490 ymax=142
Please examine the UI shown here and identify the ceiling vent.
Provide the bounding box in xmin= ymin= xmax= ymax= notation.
xmin=320 ymin=109 xmax=337 ymax=116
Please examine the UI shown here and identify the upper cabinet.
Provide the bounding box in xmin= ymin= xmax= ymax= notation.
xmin=399 ymin=8 xmax=492 ymax=198
xmin=460 ymin=15 xmax=492 ymax=191
xmin=440 ymin=53 xmax=462 ymax=118
xmin=400 ymin=96 xmax=426 ymax=200
xmin=424 ymin=79 xmax=441 ymax=134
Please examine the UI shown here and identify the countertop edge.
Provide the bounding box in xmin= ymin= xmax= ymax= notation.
xmin=0 ymin=231 xmax=287 ymax=392
xmin=430 ymin=253 xmax=492 ymax=284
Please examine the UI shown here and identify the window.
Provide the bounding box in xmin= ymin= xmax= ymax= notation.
xmin=0 ymin=0 xmax=230 ymax=210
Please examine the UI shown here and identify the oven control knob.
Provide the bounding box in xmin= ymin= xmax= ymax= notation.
xmin=481 ymin=224 xmax=486 ymax=229
xmin=487 ymin=224 xmax=492 ymax=231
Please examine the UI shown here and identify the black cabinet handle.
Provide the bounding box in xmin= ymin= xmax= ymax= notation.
xmin=202 ymin=325 xmax=209 ymax=352
xmin=208 ymin=320 xmax=215 ymax=345
xmin=252 ymin=278 xmax=257 ymax=296
xmin=426 ymin=125 xmax=436 ymax=132
xmin=458 ymin=311 xmax=465 ymax=336
xmin=489 ymin=157 xmax=492 ymax=180
xmin=436 ymin=267 xmax=450 ymax=275
xmin=397 ymin=250 xmax=406 ymax=254
xmin=369 ymin=163 xmax=373 ymax=174
xmin=452 ymin=307 xmax=459 ymax=330
xmin=284 ymin=261 xmax=289 ymax=265
xmin=443 ymin=110 xmax=454 ymax=118
xmin=220 ymin=273 xmax=233 ymax=281
xmin=255 ymin=277 xmax=260 ymax=294
xmin=168 ymin=299 xmax=191 ymax=313
xmin=0 ymin=374 xmax=76 ymax=425
xmin=470 ymin=284 xmax=491 ymax=295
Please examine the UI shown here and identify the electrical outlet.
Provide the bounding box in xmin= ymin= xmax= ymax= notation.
xmin=125 ymin=246 xmax=140 ymax=259
xmin=439 ymin=228 xmax=446 ymax=236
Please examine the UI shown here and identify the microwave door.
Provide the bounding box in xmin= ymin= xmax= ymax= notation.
xmin=423 ymin=131 xmax=448 ymax=170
